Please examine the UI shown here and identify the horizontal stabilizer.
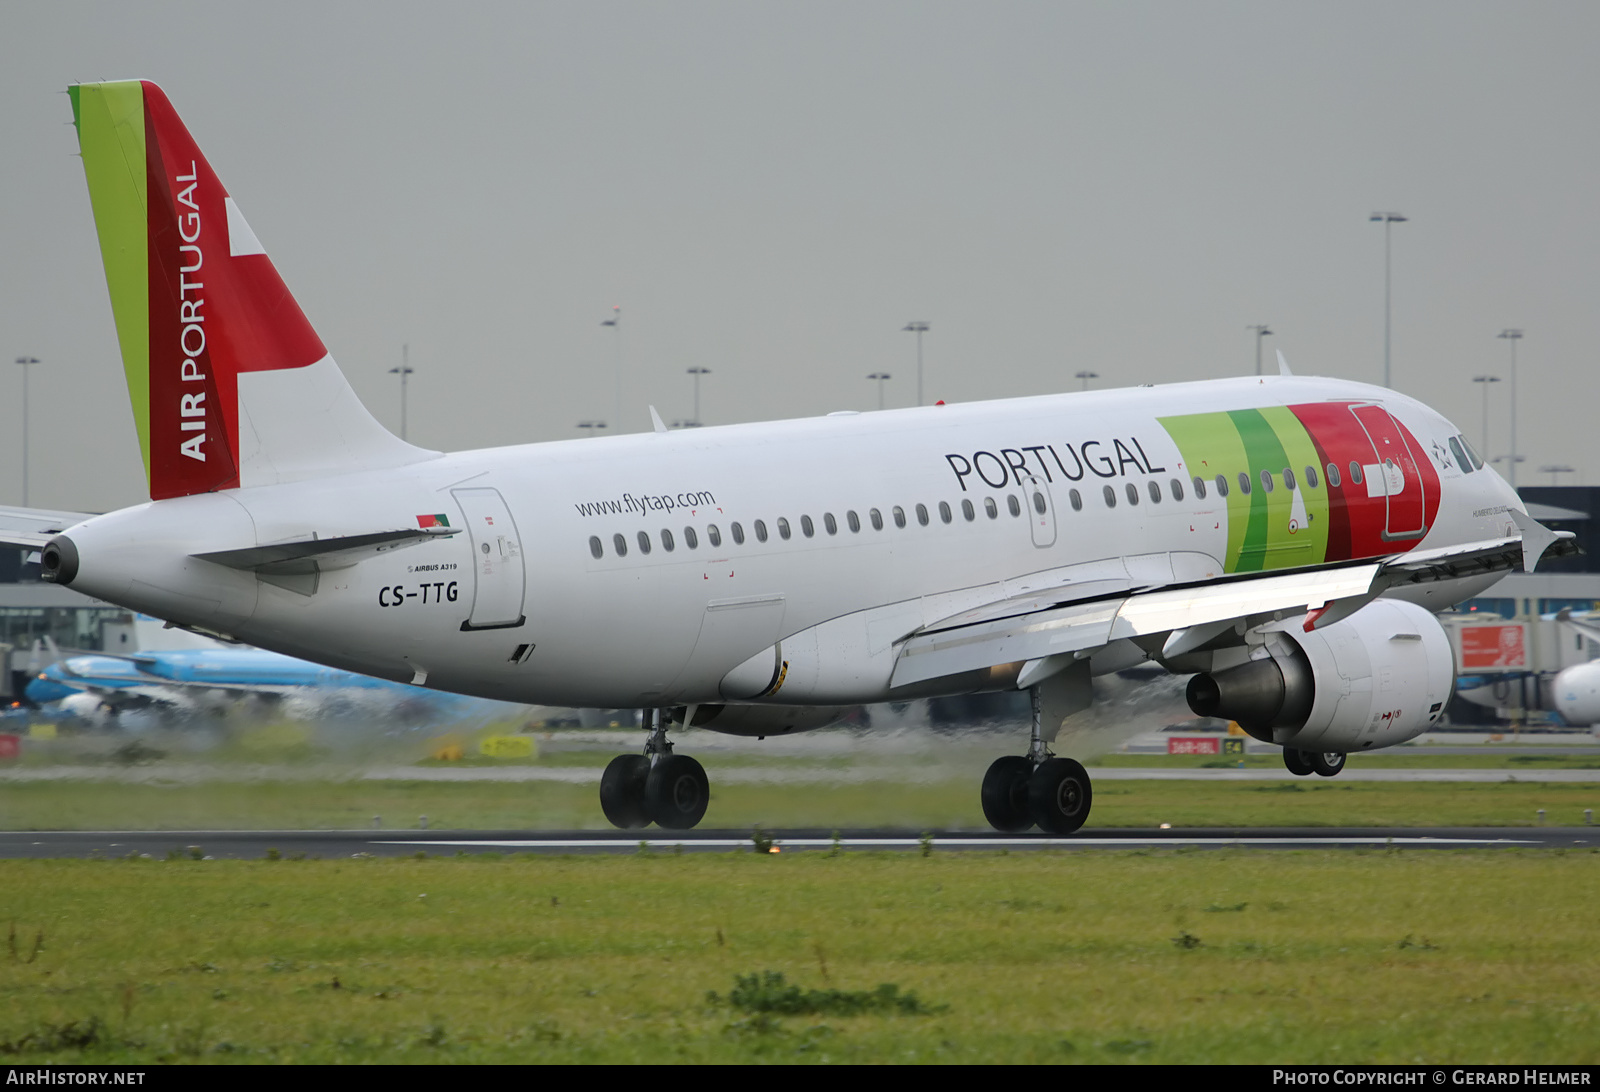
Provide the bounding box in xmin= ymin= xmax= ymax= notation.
xmin=0 ymin=506 xmax=92 ymax=549
xmin=194 ymin=527 xmax=458 ymax=575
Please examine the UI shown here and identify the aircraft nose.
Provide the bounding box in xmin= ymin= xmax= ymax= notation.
xmin=40 ymin=535 xmax=79 ymax=585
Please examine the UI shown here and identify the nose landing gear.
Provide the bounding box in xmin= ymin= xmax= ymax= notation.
xmin=600 ymin=709 xmax=711 ymax=830
xmin=981 ymin=687 xmax=1094 ymax=834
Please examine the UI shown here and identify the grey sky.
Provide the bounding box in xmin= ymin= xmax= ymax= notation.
xmin=3 ymin=1 xmax=1596 ymax=512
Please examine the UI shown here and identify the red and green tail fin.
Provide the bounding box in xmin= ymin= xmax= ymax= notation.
xmin=69 ymin=80 xmax=427 ymax=500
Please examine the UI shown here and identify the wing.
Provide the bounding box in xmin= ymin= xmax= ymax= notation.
xmin=891 ymin=525 xmax=1577 ymax=689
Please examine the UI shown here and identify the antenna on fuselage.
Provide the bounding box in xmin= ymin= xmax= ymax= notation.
xmin=1276 ymin=349 xmax=1293 ymax=377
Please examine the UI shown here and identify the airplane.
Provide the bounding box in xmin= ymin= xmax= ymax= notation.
xmin=23 ymin=641 xmax=522 ymax=727
xmin=0 ymin=79 xmax=1574 ymax=833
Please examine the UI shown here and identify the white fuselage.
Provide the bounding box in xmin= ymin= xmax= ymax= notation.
xmin=58 ymin=375 xmax=1522 ymax=709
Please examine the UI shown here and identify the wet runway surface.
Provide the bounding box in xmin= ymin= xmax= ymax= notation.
xmin=2 ymin=825 xmax=1594 ymax=859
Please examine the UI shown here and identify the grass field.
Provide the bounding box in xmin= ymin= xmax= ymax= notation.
xmin=1 ymin=776 xmax=1596 ymax=832
xmin=0 ymin=850 xmax=1595 ymax=1064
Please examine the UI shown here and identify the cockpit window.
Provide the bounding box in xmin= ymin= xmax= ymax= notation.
xmin=1460 ymin=434 xmax=1485 ymax=471
xmin=1448 ymin=436 xmax=1470 ymax=473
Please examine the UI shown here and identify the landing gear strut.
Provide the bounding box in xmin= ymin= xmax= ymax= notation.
xmin=981 ymin=687 xmax=1093 ymax=834
xmin=600 ymin=709 xmax=710 ymax=830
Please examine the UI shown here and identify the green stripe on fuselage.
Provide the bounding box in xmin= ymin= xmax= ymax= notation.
xmin=1159 ymin=407 xmax=1329 ymax=573
xmin=70 ymin=81 xmax=151 ymax=481
xmin=1158 ymin=411 xmax=1250 ymax=569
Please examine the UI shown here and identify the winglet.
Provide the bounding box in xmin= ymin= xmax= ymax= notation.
xmin=649 ymin=405 xmax=668 ymax=434
xmin=1509 ymin=508 xmax=1563 ymax=573
xmin=1276 ymin=349 xmax=1293 ymax=377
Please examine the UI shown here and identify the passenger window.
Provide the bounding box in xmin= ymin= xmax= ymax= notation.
xmin=1305 ymin=465 xmax=1319 ymax=489
xmin=1215 ymin=475 xmax=1229 ymax=497
xmin=1032 ymin=491 xmax=1047 ymax=515
xmin=893 ymin=506 xmax=907 ymax=529
xmin=1007 ymin=495 xmax=1022 ymax=517
xmin=939 ymin=502 xmax=952 ymax=524
xmin=916 ymin=503 xmax=930 ymax=526
xmin=1326 ymin=463 xmax=1341 ymax=488
xmin=613 ymin=533 xmax=628 ymax=557
xmin=1125 ymin=483 xmax=1139 ymax=505
xmin=1238 ymin=472 xmax=1252 ymax=495
xmin=1283 ymin=468 xmax=1296 ymax=491
xmin=637 ymin=531 xmax=652 ymax=555
xmin=847 ymin=511 xmax=860 ymax=533
xmin=984 ymin=497 xmax=998 ymax=519
xmin=731 ymin=522 xmax=745 ymax=545
xmin=777 ymin=518 xmax=791 ymax=540
xmin=754 ymin=520 xmax=768 ymax=543
xmin=1170 ymin=478 xmax=1185 ymax=502
xmin=824 ymin=513 xmax=838 ymax=535
xmin=1069 ymin=488 xmax=1083 ymax=511
xmin=1348 ymin=462 xmax=1363 ymax=485
xmin=801 ymin=515 xmax=815 ymax=538
xmin=589 ymin=535 xmax=603 ymax=559
xmin=661 ymin=529 xmax=675 ymax=552
xmin=1103 ymin=485 xmax=1117 ymax=508
xmin=1192 ymin=476 xmax=1207 ymax=500
xmin=1261 ymin=470 xmax=1274 ymax=493
xmin=1148 ymin=481 xmax=1161 ymax=504
xmin=961 ymin=499 xmax=975 ymax=521
xmin=870 ymin=508 xmax=884 ymax=530
xmin=707 ymin=524 xmax=722 ymax=547
xmin=684 ymin=526 xmax=699 ymax=549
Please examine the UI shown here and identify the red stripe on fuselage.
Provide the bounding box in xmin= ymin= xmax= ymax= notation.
xmin=1288 ymin=401 xmax=1439 ymax=561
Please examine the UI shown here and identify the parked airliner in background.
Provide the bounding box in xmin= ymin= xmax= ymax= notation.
xmin=0 ymin=81 xmax=1572 ymax=832
xmin=23 ymin=640 xmax=519 ymax=727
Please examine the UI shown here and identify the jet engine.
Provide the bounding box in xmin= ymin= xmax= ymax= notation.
xmin=1553 ymin=661 xmax=1600 ymax=728
xmin=1185 ymin=599 xmax=1454 ymax=752
xmin=670 ymin=703 xmax=854 ymax=737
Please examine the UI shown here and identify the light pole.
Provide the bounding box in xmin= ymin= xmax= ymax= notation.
xmin=577 ymin=420 xmax=608 ymax=437
xmin=387 ymin=344 xmax=414 ymax=441
xmin=601 ymin=305 xmax=621 ymax=433
xmin=1471 ymin=375 xmax=1500 ymax=461
xmin=901 ymin=321 xmax=929 ymax=406
xmin=866 ymin=372 xmax=891 ymax=411
xmin=15 ymin=356 xmax=39 ymax=505
xmin=1075 ymin=370 xmax=1098 ymax=391
xmin=1248 ymin=324 xmax=1272 ymax=376
xmin=1540 ymin=465 xmax=1576 ymax=487
xmin=1499 ymin=328 xmax=1523 ymax=488
xmin=1369 ymin=212 xmax=1407 ymax=387
xmin=686 ymin=367 xmax=711 ymax=427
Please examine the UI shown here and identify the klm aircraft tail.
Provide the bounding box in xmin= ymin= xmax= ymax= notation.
xmin=69 ymin=80 xmax=431 ymax=500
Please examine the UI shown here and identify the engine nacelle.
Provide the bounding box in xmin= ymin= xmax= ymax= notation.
xmin=1553 ymin=661 xmax=1600 ymax=728
xmin=670 ymin=703 xmax=854 ymax=737
xmin=1185 ymin=599 xmax=1454 ymax=752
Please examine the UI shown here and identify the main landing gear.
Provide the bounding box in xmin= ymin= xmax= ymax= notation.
xmin=600 ymin=708 xmax=710 ymax=830
xmin=1282 ymin=747 xmax=1346 ymax=778
xmin=981 ymin=688 xmax=1093 ymax=834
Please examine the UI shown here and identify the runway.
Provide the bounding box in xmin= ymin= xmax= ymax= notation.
xmin=1 ymin=825 xmax=1594 ymax=859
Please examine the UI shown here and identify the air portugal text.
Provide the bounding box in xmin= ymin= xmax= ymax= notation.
xmin=944 ymin=436 xmax=1165 ymax=491
xmin=174 ymin=161 xmax=208 ymax=463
